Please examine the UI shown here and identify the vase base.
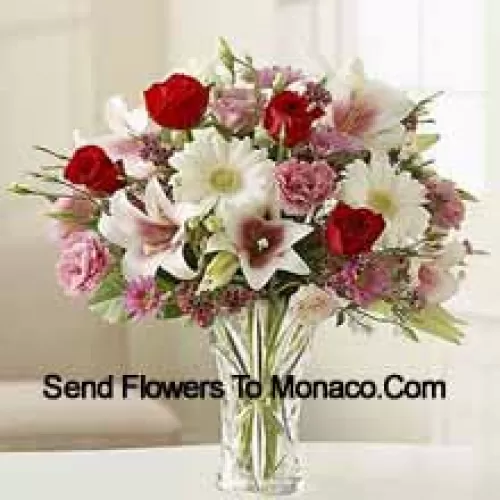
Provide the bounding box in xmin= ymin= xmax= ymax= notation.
xmin=217 ymin=473 xmax=303 ymax=496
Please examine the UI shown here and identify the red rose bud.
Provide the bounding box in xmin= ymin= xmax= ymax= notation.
xmin=264 ymin=90 xmax=324 ymax=147
xmin=144 ymin=73 xmax=210 ymax=129
xmin=64 ymin=145 xmax=125 ymax=195
xmin=325 ymin=202 xmax=385 ymax=256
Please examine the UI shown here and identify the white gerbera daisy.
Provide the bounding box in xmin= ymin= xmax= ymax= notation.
xmin=169 ymin=130 xmax=274 ymax=217
xmin=339 ymin=153 xmax=429 ymax=247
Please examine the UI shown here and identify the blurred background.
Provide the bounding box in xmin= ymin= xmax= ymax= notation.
xmin=0 ymin=0 xmax=498 ymax=453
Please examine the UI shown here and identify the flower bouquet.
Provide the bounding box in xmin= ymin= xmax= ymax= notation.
xmin=9 ymin=38 xmax=482 ymax=495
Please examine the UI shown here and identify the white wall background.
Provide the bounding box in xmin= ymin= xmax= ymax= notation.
xmin=1 ymin=0 xmax=499 ymax=450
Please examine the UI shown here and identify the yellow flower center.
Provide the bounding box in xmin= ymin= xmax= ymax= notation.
xmin=368 ymin=190 xmax=397 ymax=218
xmin=209 ymin=165 xmax=242 ymax=194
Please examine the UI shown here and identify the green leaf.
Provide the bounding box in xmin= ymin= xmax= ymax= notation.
xmin=46 ymin=211 xmax=81 ymax=222
xmin=398 ymin=324 xmax=420 ymax=342
xmin=416 ymin=134 xmax=440 ymax=152
xmin=89 ymin=298 xmax=128 ymax=324
xmin=88 ymin=269 xmax=128 ymax=324
xmin=457 ymin=188 xmax=479 ymax=202
xmin=430 ymin=305 xmax=468 ymax=326
xmin=88 ymin=269 xmax=125 ymax=306
xmin=159 ymin=302 xmax=183 ymax=320
xmin=218 ymin=37 xmax=235 ymax=78
xmin=156 ymin=273 xmax=177 ymax=293
xmin=368 ymin=300 xmax=393 ymax=316
xmin=408 ymin=305 xmax=465 ymax=344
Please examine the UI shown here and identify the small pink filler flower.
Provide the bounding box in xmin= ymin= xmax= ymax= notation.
xmin=56 ymin=231 xmax=111 ymax=296
xmin=275 ymin=159 xmax=335 ymax=216
xmin=124 ymin=276 xmax=165 ymax=320
xmin=425 ymin=177 xmax=465 ymax=230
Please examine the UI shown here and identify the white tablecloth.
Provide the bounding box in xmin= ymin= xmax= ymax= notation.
xmin=0 ymin=442 xmax=493 ymax=499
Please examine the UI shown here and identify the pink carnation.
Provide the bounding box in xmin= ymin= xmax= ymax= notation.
xmin=425 ymin=177 xmax=465 ymax=230
xmin=50 ymin=196 xmax=95 ymax=242
xmin=416 ymin=262 xmax=458 ymax=304
xmin=211 ymin=88 xmax=261 ymax=134
xmin=275 ymin=159 xmax=335 ymax=216
xmin=56 ymin=231 xmax=111 ymax=296
xmin=124 ymin=277 xmax=165 ymax=320
xmin=433 ymin=198 xmax=465 ymax=230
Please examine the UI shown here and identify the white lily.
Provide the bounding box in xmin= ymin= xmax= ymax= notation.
xmin=329 ymin=60 xmax=414 ymax=150
xmin=98 ymin=177 xmax=199 ymax=280
xmin=206 ymin=205 xmax=313 ymax=291
xmin=74 ymin=96 xmax=156 ymax=179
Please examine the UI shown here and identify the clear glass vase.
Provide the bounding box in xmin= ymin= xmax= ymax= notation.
xmin=210 ymin=298 xmax=314 ymax=496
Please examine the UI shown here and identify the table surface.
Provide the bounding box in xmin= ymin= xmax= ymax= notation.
xmin=0 ymin=442 xmax=494 ymax=500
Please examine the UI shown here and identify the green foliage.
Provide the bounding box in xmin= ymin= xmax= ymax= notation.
xmin=457 ymin=188 xmax=479 ymax=203
xmin=369 ymin=301 xmax=465 ymax=344
xmin=416 ymin=133 xmax=440 ymax=152
xmin=158 ymin=302 xmax=183 ymax=320
xmin=408 ymin=305 xmax=466 ymax=344
xmin=89 ymin=298 xmax=128 ymax=324
xmin=88 ymin=269 xmax=128 ymax=324
xmin=46 ymin=211 xmax=82 ymax=222
xmin=156 ymin=271 xmax=177 ymax=293
xmin=218 ymin=37 xmax=235 ymax=80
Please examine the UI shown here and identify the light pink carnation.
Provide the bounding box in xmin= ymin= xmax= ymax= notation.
xmin=425 ymin=177 xmax=465 ymax=230
xmin=56 ymin=231 xmax=111 ymax=296
xmin=433 ymin=198 xmax=465 ymax=230
xmin=274 ymin=159 xmax=335 ymax=216
xmin=211 ymin=88 xmax=261 ymax=134
xmin=50 ymin=196 xmax=95 ymax=242
xmin=416 ymin=263 xmax=458 ymax=304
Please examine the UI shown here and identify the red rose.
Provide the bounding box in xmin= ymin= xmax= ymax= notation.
xmin=325 ymin=202 xmax=385 ymax=256
xmin=264 ymin=90 xmax=323 ymax=147
xmin=64 ymin=145 xmax=124 ymax=195
xmin=144 ymin=73 xmax=209 ymax=129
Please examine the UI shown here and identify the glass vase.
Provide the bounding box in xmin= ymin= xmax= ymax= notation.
xmin=210 ymin=298 xmax=314 ymax=496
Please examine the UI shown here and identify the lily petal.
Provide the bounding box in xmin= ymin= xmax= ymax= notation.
xmin=278 ymin=250 xmax=310 ymax=276
xmin=158 ymin=244 xmax=198 ymax=280
xmin=122 ymin=244 xmax=165 ymax=279
xmin=105 ymin=96 xmax=149 ymax=136
xmin=240 ymin=258 xmax=276 ymax=291
xmin=281 ymin=220 xmax=313 ymax=248
xmin=98 ymin=213 xmax=131 ymax=248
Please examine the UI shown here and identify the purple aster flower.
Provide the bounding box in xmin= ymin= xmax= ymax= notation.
xmin=124 ymin=276 xmax=165 ymax=320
